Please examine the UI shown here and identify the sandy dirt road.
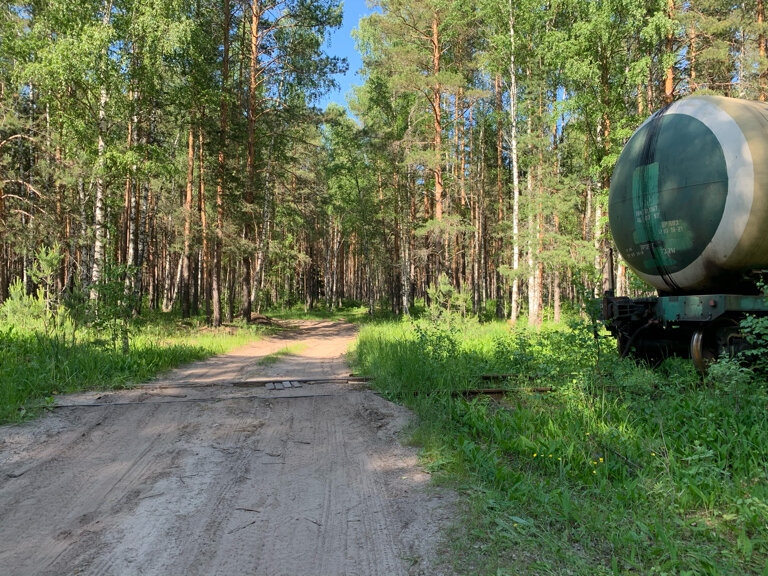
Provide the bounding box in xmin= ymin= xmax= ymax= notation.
xmin=0 ymin=320 xmax=453 ymax=576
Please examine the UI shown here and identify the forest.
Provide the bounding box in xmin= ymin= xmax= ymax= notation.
xmin=4 ymin=2 xmax=768 ymax=574
xmin=3 ymin=0 xmax=766 ymax=323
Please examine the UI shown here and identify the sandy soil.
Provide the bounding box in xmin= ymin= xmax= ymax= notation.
xmin=0 ymin=320 xmax=454 ymax=576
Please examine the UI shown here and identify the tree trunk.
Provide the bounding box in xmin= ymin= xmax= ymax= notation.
xmin=430 ymin=10 xmax=443 ymax=281
xmin=508 ymin=6 xmax=521 ymax=325
xmin=90 ymin=0 xmax=112 ymax=301
xmin=479 ymin=120 xmax=487 ymax=312
xmin=78 ymin=179 xmax=91 ymax=287
xmin=226 ymin=262 xmax=235 ymax=322
xmin=254 ymin=103 xmax=279 ymax=312
xmin=495 ymin=74 xmax=505 ymax=319
xmin=664 ymin=0 xmax=675 ymax=104
xmin=243 ymin=0 xmax=261 ymax=322
xmin=181 ymin=116 xmax=195 ymax=318
xmin=162 ymin=231 xmax=173 ymax=312
xmin=212 ymin=0 xmax=230 ymax=327
xmin=533 ymin=122 xmax=545 ymax=326
xmin=398 ymin=173 xmax=410 ymax=316
xmin=594 ymin=202 xmax=603 ymax=297
xmin=123 ymin=90 xmax=135 ymax=268
xmin=687 ymin=20 xmax=697 ymax=93
xmin=616 ymin=261 xmax=627 ymax=297
xmin=135 ymin=176 xmax=152 ymax=314
xmin=526 ymin=113 xmax=537 ymax=326
xmin=198 ymin=124 xmax=208 ymax=319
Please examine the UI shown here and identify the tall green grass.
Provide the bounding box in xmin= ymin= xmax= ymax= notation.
xmin=263 ymin=300 xmax=366 ymax=321
xmin=0 ymin=313 xmax=263 ymax=424
xmin=353 ymin=317 xmax=768 ymax=575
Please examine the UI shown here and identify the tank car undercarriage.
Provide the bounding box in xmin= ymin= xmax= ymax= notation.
xmin=602 ymin=291 xmax=768 ymax=373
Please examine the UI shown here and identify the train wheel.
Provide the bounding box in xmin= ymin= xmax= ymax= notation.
xmin=690 ymin=329 xmax=715 ymax=375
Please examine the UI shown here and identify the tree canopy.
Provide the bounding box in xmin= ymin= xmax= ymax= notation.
xmin=0 ymin=0 xmax=763 ymax=323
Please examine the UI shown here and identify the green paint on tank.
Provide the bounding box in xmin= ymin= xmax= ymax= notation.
xmin=610 ymin=113 xmax=728 ymax=282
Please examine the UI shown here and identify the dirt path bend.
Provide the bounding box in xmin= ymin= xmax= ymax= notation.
xmin=0 ymin=320 xmax=453 ymax=576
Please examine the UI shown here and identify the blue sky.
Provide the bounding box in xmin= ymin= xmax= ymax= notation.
xmin=317 ymin=0 xmax=376 ymax=110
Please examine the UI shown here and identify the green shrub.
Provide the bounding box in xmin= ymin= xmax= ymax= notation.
xmin=740 ymin=313 xmax=768 ymax=375
xmin=0 ymin=279 xmax=47 ymax=332
xmin=706 ymin=354 xmax=754 ymax=390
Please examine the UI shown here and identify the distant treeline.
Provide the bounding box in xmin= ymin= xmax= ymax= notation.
xmin=0 ymin=0 xmax=762 ymax=323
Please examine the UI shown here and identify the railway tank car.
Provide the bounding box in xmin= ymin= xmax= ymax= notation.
xmin=602 ymin=95 xmax=768 ymax=371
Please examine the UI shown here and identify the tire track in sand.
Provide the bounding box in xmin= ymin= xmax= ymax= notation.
xmin=0 ymin=321 xmax=453 ymax=576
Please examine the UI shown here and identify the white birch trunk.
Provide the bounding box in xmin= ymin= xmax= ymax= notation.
xmin=90 ymin=0 xmax=112 ymax=300
xmin=508 ymin=3 xmax=521 ymax=325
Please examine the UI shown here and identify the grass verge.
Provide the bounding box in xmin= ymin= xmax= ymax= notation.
xmin=265 ymin=302 xmax=370 ymax=322
xmin=352 ymin=317 xmax=768 ymax=575
xmin=264 ymin=301 xmax=409 ymax=324
xmin=0 ymin=317 xmax=265 ymax=424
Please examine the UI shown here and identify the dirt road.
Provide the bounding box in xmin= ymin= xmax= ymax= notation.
xmin=0 ymin=321 xmax=453 ymax=576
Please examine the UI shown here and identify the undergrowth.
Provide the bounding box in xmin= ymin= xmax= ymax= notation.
xmin=352 ymin=314 xmax=768 ymax=575
xmin=265 ymin=300 xmax=402 ymax=324
xmin=0 ymin=279 xmax=265 ymax=424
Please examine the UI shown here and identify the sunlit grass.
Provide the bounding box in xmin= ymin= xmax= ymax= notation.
xmin=353 ymin=316 xmax=768 ymax=575
xmin=256 ymin=342 xmax=308 ymax=366
xmin=262 ymin=298 xmax=421 ymax=324
xmin=265 ymin=301 xmax=373 ymax=323
xmin=0 ymin=316 xmax=264 ymax=424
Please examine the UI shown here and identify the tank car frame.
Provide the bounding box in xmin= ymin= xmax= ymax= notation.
xmin=602 ymin=289 xmax=768 ymax=372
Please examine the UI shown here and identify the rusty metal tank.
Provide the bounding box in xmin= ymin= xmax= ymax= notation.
xmin=609 ymin=95 xmax=768 ymax=294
